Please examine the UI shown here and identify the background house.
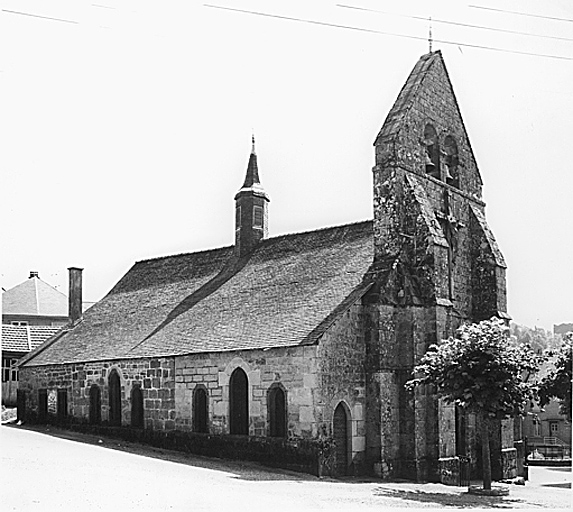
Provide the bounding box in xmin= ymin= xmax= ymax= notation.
xmin=2 ymin=271 xmax=93 ymax=406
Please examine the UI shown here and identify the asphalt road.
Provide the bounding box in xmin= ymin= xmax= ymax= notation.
xmin=1 ymin=425 xmax=571 ymax=511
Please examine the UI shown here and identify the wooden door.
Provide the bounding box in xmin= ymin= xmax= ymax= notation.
xmin=333 ymin=403 xmax=349 ymax=476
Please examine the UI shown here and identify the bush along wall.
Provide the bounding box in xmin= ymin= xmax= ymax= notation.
xmin=26 ymin=414 xmax=334 ymax=476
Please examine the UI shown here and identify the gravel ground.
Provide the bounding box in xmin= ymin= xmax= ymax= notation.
xmin=2 ymin=423 xmax=571 ymax=511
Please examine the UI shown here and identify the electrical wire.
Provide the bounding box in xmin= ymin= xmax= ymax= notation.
xmin=204 ymin=4 xmax=573 ymax=62
xmin=2 ymin=9 xmax=78 ymax=24
xmin=468 ymin=5 xmax=573 ymax=24
xmin=337 ymin=4 xmax=573 ymax=43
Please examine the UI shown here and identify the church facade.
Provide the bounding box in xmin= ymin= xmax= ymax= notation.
xmin=18 ymin=51 xmax=517 ymax=483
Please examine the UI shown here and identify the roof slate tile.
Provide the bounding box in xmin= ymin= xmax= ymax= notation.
xmin=23 ymin=221 xmax=374 ymax=366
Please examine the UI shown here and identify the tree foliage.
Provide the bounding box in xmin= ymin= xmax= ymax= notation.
xmin=538 ymin=332 xmax=572 ymax=421
xmin=405 ymin=317 xmax=542 ymax=419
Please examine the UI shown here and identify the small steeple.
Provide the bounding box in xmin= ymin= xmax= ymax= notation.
xmin=242 ymin=134 xmax=261 ymax=189
xmin=234 ymin=136 xmax=270 ymax=256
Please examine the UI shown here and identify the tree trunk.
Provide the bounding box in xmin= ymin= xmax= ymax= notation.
xmin=480 ymin=412 xmax=492 ymax=490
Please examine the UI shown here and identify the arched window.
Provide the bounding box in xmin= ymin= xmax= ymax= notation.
xmin=268 ymin=385 xmax=287 ymax=437
xmin=89 ymin=384 xmax=101 ymax=425
xmin=333 ymin=402 xmax=351 ymax=476
xmin=57 ymin=389 xmax=68 ymax=421
xmin=108 ymin=369 xmax=122 ymax=426
xmin=444 ymin=135 xmax=459 ymax=188
xmin=17 ymin=390 xmax=26 ymax=423
xmin=38 ymin=389 xmax=48 ymax=422
xmin=423 ymin=124 xmax=440 ymax=179
xmin=229 ymin=368 xmax=249 ymax=435
xmin=193 ymin=386 xmax=209 ymax=433
xmin=131 ymin=384 xmax=144 ymax=428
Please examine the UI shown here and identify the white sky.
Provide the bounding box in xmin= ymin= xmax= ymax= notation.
xmin=2 ymin=0 xmax=572 ymax=331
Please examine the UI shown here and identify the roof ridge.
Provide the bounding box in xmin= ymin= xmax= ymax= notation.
xmin=135 ymin=244 xmax=234 ymax=264
xmin=134 ymin=219 xmax=373 ymax=265
xmin=265 ymin=219 xmax=373 ymax=242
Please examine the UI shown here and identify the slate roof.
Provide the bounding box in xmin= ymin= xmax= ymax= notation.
xmin=373 ymin=51 xmax=483 ymax=186
xmin=1 ymin=324 xmax=62 ymax=354
xmin=22 ymin=221 xmax=374 ymax=366
xmin=374 ymin=52 xmax=438 ymax=147
xmin=2 ymin=276 xmax=68 ymax=317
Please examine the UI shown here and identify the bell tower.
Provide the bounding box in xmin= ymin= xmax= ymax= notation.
xmin=234 ymin=136 xmax=270 ymax=256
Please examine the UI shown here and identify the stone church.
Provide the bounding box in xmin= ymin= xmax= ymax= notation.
xmin=18 ymin=51 xmax=517 ymax=483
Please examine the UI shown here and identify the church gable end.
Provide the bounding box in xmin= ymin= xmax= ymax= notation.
xmin=368 ymin=51 xmax=510 ymax=483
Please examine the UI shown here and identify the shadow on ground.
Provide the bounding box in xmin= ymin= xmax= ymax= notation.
xmin=542 ymin=482 xmax=571 ymax=489
xmin=7 ymin=424 xmax=326 ymax=482
xmin=373 ymin=486 xmax=525 ymax=509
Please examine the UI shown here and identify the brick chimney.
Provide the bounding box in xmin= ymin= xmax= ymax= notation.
xmin=68 ymin=267 xmax=83 ymax=324
xmin=29 ymin=271 xmax=39 ymax=279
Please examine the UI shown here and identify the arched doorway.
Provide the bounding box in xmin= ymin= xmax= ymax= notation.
xmin=131 ymin=385 xmax=144 ymax=428
xmin=268 ymin=385 xmax=287 ymax=437
xmin=193 ymin=386 xmax=208 ymax=433
xmin=229 ymin=368 xmax=248 ymax=435
xmin=333 ymin=402 xmax=350 ymax=476
xmin=108 ymin=370 xmax=121 ymax=426
xmin=89 ymin=384 xmax=101 ymax=424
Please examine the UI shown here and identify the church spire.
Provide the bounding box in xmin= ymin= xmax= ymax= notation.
xmin=234 ymin=136 xmax=270 ymax=256
xmin=242 ymin=134 xmax=261 ymax=189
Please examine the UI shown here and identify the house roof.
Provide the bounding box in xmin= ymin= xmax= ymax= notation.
xmin=22 ymin=221 xmax=375 ymax=366
xmin=2 ymin=275 xmax=68 ymax=317
xmin=1 ymin=324 xmax=62 ymax=354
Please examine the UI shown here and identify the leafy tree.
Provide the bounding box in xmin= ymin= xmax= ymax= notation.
xmin=406 ymin=317 xmax=542 ymax=490
xmin=538 ymin=332 xmax=572 ymax=421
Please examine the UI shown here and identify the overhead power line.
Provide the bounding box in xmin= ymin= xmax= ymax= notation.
xmin=469 ymin=5 xmax=573 ymax=23
xmin=204 ymin=4 xmax=573 ymax=61
xmin=2 ymin=9 xmax=78 ymax=24
xmin=337 ymin=4 xmax=573 ymax=43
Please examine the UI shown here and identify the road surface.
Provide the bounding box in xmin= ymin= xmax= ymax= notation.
xmin=1 ymin=425 xmax=571 ymax=511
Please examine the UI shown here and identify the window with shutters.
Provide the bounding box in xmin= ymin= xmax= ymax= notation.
xmin=253 ymin=205 xmax=263 ymax=228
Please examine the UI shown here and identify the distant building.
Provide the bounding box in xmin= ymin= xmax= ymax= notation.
xmin=554 ymin=323 xmax=573 ymax=337
xmin=523 ymin=355 xmax=572 ymax=461
xmin=2 ymin=271 xmax=92 ymax=405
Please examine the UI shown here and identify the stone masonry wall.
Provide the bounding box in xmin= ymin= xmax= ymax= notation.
xmin=18 ymin=357 xmax=175 ymax=429
xmin=315 ymin=303 xmax=367 ymax=473
xmin=174 ymin=345 xmax=318 ymax=438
